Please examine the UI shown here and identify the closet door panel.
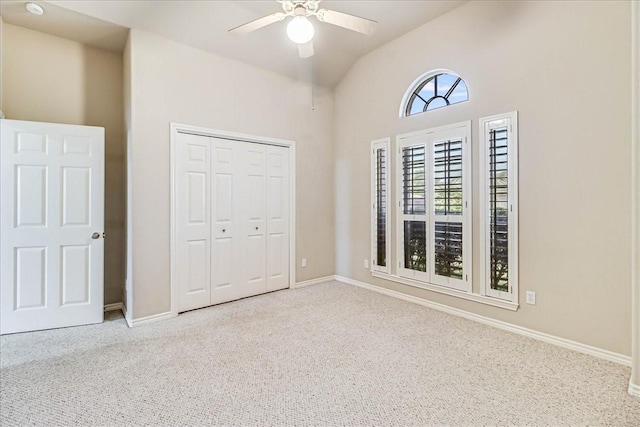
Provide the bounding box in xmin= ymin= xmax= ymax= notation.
xmin=266 ymin=146 xmax=290 ymax=291
xmin=176 ymin=133 xmax=211 ymax=312
xmin=211 ymin=140 xmax=240 ymax=304
xmin=243 ymin=143 xmax=267 ymax=297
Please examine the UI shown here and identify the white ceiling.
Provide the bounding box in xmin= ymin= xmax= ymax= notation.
xmin=2 ymin=1 xmax=465 ymax=88
xmin=0 ymin=1 xmax=128 ymax=51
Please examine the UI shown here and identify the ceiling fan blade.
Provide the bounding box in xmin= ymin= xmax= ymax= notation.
xmin=316 ymin=9 xmax=377 ymax=35
xmin=298 ymin=41 xmax=314 ymax=59
xmin=229 ymin=13 xmax=285 ymax=35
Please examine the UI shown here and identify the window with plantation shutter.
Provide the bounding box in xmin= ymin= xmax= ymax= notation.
xmin=396 ymin=121 xmax=471 ymax=290
xmin=397 ymin=139 xmax=429 ymax=281
xmin=429 ymin=130 xmax=470 ymax=291
xmin=371 ymin=138 xmax=390 ymax=273
xmin=480 ymin=112 xmax=519 ymax=302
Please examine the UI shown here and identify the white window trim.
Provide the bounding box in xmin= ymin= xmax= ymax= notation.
xmin=371 ymin=270 xmax=519 ymax=311
xmin=371 ymin=138 xmax=391 ymax=274
xmin=395 ymin=120 xmax=472 ymax=293
xmin=479 ymin=111 xmax=519 ymax=304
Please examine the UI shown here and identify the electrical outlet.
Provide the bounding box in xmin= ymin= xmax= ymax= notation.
xmin=301 ymin=258 xmax=307 ymax=268
xmin=526 ymin=290 xmax=536 ymax=305
xmin=364 ymin=259 xmax=369 ymax=269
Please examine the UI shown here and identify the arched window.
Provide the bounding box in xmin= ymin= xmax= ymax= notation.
xmin=401 ymin=70 xmax=469 ymax=117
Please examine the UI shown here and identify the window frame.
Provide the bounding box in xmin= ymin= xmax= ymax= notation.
xmin=399 ymin=69 xmax=469 ymax=118
xmin=479 ymin=111 xmax=519 ymax=303
xmin=371 ymin=138 xmax=391 ymax=274
xmin=395 ymin=121 xmax=472 ymax=292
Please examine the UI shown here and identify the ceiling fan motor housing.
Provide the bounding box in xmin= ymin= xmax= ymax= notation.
xmin=281 ymin=0 xmax=319 ymax=17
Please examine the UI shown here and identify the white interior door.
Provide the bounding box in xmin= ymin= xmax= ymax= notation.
xmin=174 ymin=132 xmax=291 ymax=312
xmin=242 ymin=142 xmax=268 ymax=298
xmin=175 ymin=133 xmax=211 ymax=312
xmin=1 ymin=119 xmax=104 ymax=334
xmin=266 ymin=145 xmax=290 ymax=292
xmin=210 ymin=137 xmax=242 ymax=305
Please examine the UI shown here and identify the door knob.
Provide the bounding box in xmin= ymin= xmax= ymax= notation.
xmin=91 ymin=232 xmax=100 ymax=239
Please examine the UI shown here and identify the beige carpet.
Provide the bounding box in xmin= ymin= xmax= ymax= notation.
xmin=1 ymin=281 xmax=638 ymax=426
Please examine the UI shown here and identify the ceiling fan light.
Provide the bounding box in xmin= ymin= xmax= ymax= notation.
xmin=286 ymin=16 xmax=314 ymax=44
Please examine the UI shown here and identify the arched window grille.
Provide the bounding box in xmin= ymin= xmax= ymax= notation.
xmin=402 ymin=71 xmax=469 ymax=117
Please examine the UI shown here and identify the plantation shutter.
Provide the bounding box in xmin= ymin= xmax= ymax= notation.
xmin=480 ymin=112 xmax=519 ymax=302
xmin=431 ymin=137 xmax=467 ymax=290
xmin=371 ymin=139 xmax=390 ymax=273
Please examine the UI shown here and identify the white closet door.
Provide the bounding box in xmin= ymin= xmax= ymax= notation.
xmin=210 ymin=138 xmax=242 ymax=305
xmin=242 ymin=142 xmax=268 ymax=297
xmin=266 ymin=145 xmax=290 ymax=292
xmin=1 ymin=119 xmax=104 ymax=334
xmin=174 ymin=134 xmax=290 ymax=312
xmin=175 ymin=133 xmax=211 ymax=312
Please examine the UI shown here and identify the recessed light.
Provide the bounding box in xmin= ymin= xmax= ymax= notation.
xmin=25 ymin=2 xmax=44 ymax=16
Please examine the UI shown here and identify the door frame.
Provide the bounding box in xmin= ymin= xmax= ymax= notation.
xmin=169 ymin=123 xmax=296 ymax=317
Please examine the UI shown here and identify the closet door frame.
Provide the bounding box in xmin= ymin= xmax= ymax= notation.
xmin=170 ymin=123 xmax=296 ymax=317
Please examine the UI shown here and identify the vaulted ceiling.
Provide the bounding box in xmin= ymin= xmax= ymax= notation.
xmin=1 ymin=1 xmax=465 ymax=87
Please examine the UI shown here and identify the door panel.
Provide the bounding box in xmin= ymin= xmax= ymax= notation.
xmin=62 ymin=167 xmax=91 ymax=226
xmin=214 ymin=173 xmax=233 ymax=221
xmin=61 ymin=245 xmax=90 ymax=305
xmin=242 ymin=143 xmax=267 ymax=297
xmin=175 ymin=133 xmax=211 ymax=312
xmin=15 ymin=246 xmax=47 ymax=309
xmin=16 ymin=132 xmax=48 ymax=154
xmin=186 ymin=240 xmax=208 ymax=293
xmin=187 ymin=172 xmax=207 ymax=224
xmin=16 ymin=165 xmax=47 ymax=227
xmin=212 ymin=237 xmax=233 ymax=289
xmin=266 ymin=146 xmax=290 ymax=291
xmin=210 ymin=138 xmax=240 ymax=305
xmin=62 ymin=135 xmax=92 ymax=156
xmin=1 ymin=119 xmax=104 ymax=334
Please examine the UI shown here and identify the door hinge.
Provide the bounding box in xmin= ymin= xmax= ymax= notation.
xmin=465 ymin=274 xmax=468 ymax=281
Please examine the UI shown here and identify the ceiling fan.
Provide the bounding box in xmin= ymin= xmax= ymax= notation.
xmin=229 ymin=0 xmax=377 ymax=59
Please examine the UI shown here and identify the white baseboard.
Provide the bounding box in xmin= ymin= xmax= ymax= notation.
xmin=335 ymin=275 xmax=632 ymax=367
xmin=104 ymin=302 xmax=124 ymax=312
xmin=126 ymin=311 xmax=176 ymax=328
xmin=630 ymin=382 xmax=640 ymax=398
xmin=294 ymin=275 xmax=336 ymax=289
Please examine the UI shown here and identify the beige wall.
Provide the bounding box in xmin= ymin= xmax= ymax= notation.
xmin=0 ymin=23 xmax=125 ymax=305
xmin=334 ymin=0 xmax=632 ymax=355
xmin=127 ymin=30 xmax=335 ymax=319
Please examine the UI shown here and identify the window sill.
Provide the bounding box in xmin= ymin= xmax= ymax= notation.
xmin=371 ymin=271 xmax=519 ymax=311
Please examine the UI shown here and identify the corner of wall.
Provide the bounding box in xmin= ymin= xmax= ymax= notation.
xmin=630 ymin=0 xmax=640 ymax=396
xmin=0 ymin=15 xmax=4 ymax=117
xmin=123 ymin=29 xmax=134 ymax=322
